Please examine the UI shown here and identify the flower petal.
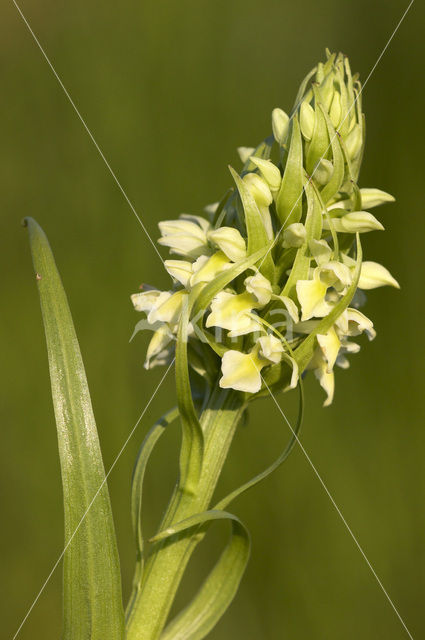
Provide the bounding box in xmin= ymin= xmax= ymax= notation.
xmin=314 ymin=357 xmax=335 ymax=406
xmin=296 ymin=274 xmax=328 ymax=321
xmin=190 ymin=251 xmax=231 ymax=286
xmin=131 ymin=290 xmax=163 ymax=313
xmin=148 ymin=290 xmax=186 ymax=325
xmin=208 ymin=227 xmax=246 ymax=262
xmin=358 ymin=261 xmax=400 ymax=290
xmin=219 ymin=350 xmax=262 ymax=393
xmin=317 ymin=327 xmax=341 ymax=373
xmin=145 ymin=325 xmax=174 ymax=369
xmin=345 ymin=308 xmax=376 ymax=340
xmin=244 ymin=271 xmax=273 ymax=306
xmin=164 ymin=260 xmax=193 ymax=288
xmin=206 ymin=291 xmax=257 ymax=331
xmin=360 ymin=188 xmax=395 ymax=209
xmin=258 ymin=335 xmax=284 ymax=364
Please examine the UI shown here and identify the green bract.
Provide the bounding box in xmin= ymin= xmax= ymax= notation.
xmin=132 ymin=50 xmax=398 ymax=407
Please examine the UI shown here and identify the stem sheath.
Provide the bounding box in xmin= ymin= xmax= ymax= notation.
xmin=126 ymin=385 xmax=245 ymax=640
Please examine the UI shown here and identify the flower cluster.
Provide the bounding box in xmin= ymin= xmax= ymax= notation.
xmin=131 ymin=51 xmax=398 ymax=406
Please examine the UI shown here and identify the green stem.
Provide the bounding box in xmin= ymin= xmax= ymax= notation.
xmin=125 ymin=385 xmax=245 ymax=640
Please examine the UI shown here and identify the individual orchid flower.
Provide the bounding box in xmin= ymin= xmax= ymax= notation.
xmin=158 ymin=214 xmax=211 ymax=258
xmin=131 ymin=288 xmax=164 ymax=313
xmin=220 ymin=335 xmax=284 ymax=393
xmin=244 ymin=271 xmax=273 ymax=306
xmin=207 ymin=227 xmax=247 ymax=262
xmin=190 ymin=251 xmax=231 ymax=286
xmin=296 ymin=261 xmax=351 ymax=321
xmin=206 ymin=291 xmax=261 ymax=337
xmin=147 ymin=290 xmax=187 ymax=326
xmin=144 ymin=324 xmax=174 ymax=370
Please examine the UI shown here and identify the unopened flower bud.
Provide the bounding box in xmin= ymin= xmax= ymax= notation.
xmin=271 ymin=108 xmax=289 ymax=145
xmin=345 ymin=123 xmax=362 ymax=159
xmin=208 ymin=227 xmax=246 ymax=262
xmin=358 ymin=261 xmax=400 ymax=290
xmin=318 ymin=70 xmax=335 ymax=111
xmin=243 ymin=173 xmax=273 ymax=207
xmin=339 ymin=211 xmax=384 ymax=233
xmin=249 ymin=157 xmax=281 ymax=193
xmin=325 ymin=211 xmax=384 ymax=233
xmin=158 ymin=216 xmax=210 ymax=258
xmin=237 ymin=146 xmax=255 ymax=164
xmin=329 ymin=91 xmax=342 ymax=128
xmin=360 ymin=188 xmax=395 ymax=209
xmin=314 ymin=158 xmax=334 ymax=185
xmin=282 ymin=223 xmax=307 ymax=248
xmin=300 ymin=101 xmax=315 ymax=141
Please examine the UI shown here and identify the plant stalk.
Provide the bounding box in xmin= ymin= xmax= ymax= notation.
xmin=125 ymin=385 xmax=245 ymax=640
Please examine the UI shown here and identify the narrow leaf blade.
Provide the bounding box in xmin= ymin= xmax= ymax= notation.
xmin=25 ymin=217 xmax=124 ymax=639
xmin=127 ymin=407 xmax=179 ymax=621
xmin=155 ymin=510 xmax=250 ymax=640
xmin=276 ymin=114 xmax=304 ymax=228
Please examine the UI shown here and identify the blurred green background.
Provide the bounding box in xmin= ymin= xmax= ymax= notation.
xmin=1 ymin=0 xmax=424 ymax=638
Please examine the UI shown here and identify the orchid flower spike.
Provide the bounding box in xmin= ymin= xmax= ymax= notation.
xmin=131 ymin=50 xmax=399 ymax=406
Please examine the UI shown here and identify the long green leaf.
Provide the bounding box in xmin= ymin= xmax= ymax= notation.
xmin=152 ymin=510 xmax=250 ymax=640
xmin=24 ymin=217 xmax=124 ymax=639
